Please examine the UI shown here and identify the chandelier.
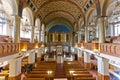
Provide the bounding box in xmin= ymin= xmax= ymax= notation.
xmin=22 ymin=19 xmax=31 ymax=32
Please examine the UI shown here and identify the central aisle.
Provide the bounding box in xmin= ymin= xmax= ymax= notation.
xmin=54 ymin=63 xmax=66 ymax=78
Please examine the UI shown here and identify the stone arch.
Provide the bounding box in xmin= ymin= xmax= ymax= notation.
xmin=1 ymin=0 xmax=18 ymax=15
xmin=22 ymin=7 xmax=34 ymax=26
xmin=85 ymin=7 xmax=96 ymax=25
xmin=46 ymin=17 xmax=73 ymax=32
xmin=100 ymin=0 xmax=120 ymax=16
xmin=78 ymin=18 xmax=84 ymax=30
xmin=35 ymin=18 xmax=41 ymax=30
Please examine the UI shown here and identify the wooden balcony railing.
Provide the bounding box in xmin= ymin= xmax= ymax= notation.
xmin=78 ymin=43 xmax=120 ymax=57
xmin=0 ymin=43 xmax=19 ymax=57
xmin=0 ymin=42 xmax=42 ymax=58
xmin=20 ymin=42 xmax=42 ymax=51
xmin=84 ymin=43 xmax=99 ymax=50
xmin=100 ymin=43 xmax=120 ymax=57
xmin=77 ymin=43 xmax=84 ymax=48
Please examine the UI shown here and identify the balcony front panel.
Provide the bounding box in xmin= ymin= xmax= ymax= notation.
xmin=0 ymin=43 xmax=19 ymax=58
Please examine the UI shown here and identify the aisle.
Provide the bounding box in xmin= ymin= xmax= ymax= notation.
xmin=54 ymin=63 xmax=66 ymax=78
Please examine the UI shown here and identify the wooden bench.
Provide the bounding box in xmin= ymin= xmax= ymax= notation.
xmin=27 ymin=73 xmax=54 ymax=78
xmin=66 ymin=71 xmax=90 ymax=77
xmin=24 ymin=78 xmax=45 ymax=80
xmin=74 ymin=77 xmax=96 ymax=80
xmin=30 ymin=71 xmax=48 ymax=74
xmin=32 ymin=68 xmax=54 ymax=71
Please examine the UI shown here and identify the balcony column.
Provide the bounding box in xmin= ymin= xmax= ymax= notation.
xmin=84 ymin=51 xmax=91 ymax=69
xmin=97 ymin=56 xmax=110 ymax=80
xmin=78 ymin=50 xmax=83 ymax=61
xmin=85 ymin=26 xmax=88 ymax=43
xmin=28 ymin=51 xmax=35 ymax=64
xmin=30 ymin=26 xmax=35 ymax=43
xmin=9 ymin=58 xmax=21 ymax=80
xmin=12 ymin=15 xmax=21 ymax=43
xmin=78 ymin=31 xmax=81 ymax=43
xmin=98 ymin=17 xmax=105 ymax=43
xmin=36 ymin=48 xmax=42 ymax=62
xmin=38 ymin=30 xmax=41 ymax=42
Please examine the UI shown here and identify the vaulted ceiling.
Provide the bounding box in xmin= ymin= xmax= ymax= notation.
xmin=25 ymin=0 xmax=94 ymax=30
xmin=29 ymin=0 xmax=93 ymax=23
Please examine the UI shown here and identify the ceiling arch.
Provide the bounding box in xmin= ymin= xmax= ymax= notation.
xmin=43 ymin=10 xmax=76 ymax=24
xmin=36 ymin=0 xmax=84 ymax=15
xmin=30 ymin=0 xmax=90 ymax=24
xmin=22 ymin=7 xmax=34 ymax=25
xmin=46 ymin=17 xmax=73 ymax=32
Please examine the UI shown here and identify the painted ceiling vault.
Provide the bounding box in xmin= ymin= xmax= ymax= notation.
xmin=27 ymin=0 xmax=93 ymax=25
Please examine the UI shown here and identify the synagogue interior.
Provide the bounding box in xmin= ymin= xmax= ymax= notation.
xmin=0 ymin=0 xmax=120 ymax=80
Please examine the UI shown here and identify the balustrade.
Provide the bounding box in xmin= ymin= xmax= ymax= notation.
xmin=100 ymin=43 xmax=120 ymax=57
xmin=77 ymin=43 xmax=120 ymax=57
xmin=0 ymin=43 xmax=19 ymax=57
xmin=0 ymin=42 xmax=42 ymax=58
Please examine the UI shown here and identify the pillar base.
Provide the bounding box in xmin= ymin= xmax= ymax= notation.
xmin=84 ymin=62 xmax=91 ymax=69
xmin=8 ymin=74 xmax=21 ymax=80
xmin=98 ymin=73 xmax=110 ymax=80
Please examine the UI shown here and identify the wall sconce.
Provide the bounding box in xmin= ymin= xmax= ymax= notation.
xmin=47 ymin=71 xmax=52 ymax=75
xmin=35 ymin=43 xmax=38 ymax=49
xmin=20 ymin=43 xmax=27 ymax=52
xmin=69 ymin=70 xmax=74 ymax=74
xmin=21 ymin=49 xmax=27 ymax=52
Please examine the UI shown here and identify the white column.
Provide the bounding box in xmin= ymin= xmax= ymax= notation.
xmin=97 ymin=56 xmax=109 ymax=75
xmin=9 ymin=58 xmax=21 ymax=77
xmin=30 ymin=26 xmax=35 ymax=43
xmin=37 ymin=48 xmax=42 ymax=58
xmin=96 ymin=25 xmax=99 ymax=38
xmin=78 ymin=31 xmax=81 ymax=43
xmin=28 ymin=52 xmax=35 ymax=64
xmin=98 ymin=17 xmax=105 ymax=43
xmin=85 ymin=26 xmax=88 ymax=43
xmin=38 ymin=30 xmax=41 ymax=42
xmin=41 ymin=24 xmax=45 ymax=42
xmin=84 ymin=52 xmax=90 ymax=63
xmin=41 ymin=31 xmax=44 ymax=42
xmin=78 ymin=50 xmax=82 ymax=58
xmin=12 ymin=15 xmax=21 ymax=43
xmin=74 ymin=48 xmax=78 ymax=54
xmin=110 ymin=24 xmax=114 ymax=36
xmin=84 ymin=51 xmax=91 ymax=69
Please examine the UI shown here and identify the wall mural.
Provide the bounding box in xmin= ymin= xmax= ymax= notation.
xmin=49 ymin=25 xmax=70 ymax=33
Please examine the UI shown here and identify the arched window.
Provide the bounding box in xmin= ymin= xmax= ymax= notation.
xmin=108 ymin=1 xmax=120 ymax=36
xmin=114 ymin=17 xmax=120 ymax=36
xmin=0 ymin=4 xmax=10 ymax=35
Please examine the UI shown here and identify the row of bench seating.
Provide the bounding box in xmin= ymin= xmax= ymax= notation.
xmin=25 ymin=61 xmax=56 ymax=80
xmin=64 ymin=61 xmax=96 ymax=80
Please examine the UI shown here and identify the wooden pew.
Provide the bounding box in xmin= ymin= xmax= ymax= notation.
xmin=66 ymin=71 xmax=90 ymax=76
xmin=30 ymin=71 xmax=48 ymax=74
xmin=64 ymin=61 xmax=95 ymax=80
xmin=24 ymin=78 xmax=45 ymax=80
xmin=32 ymin=68 xmax=54 ymax=71
xmin=74 ymin=77 xmax=96 ymax=80
xmin=27 ymin=73 xmax=54 ymax=78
